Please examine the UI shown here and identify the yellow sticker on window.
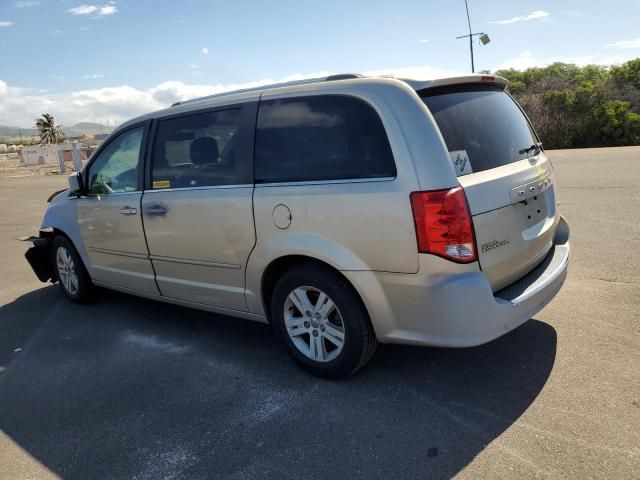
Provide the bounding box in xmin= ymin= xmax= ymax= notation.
xmin=153 ymin=180 xmax=171 ymax=189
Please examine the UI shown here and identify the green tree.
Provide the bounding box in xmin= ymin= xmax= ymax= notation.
xmin=609 ymin=59 xmax=640 ymax=91
xmin=494 ymin=59 xmax=640 ymax=149
xmin=35 ymin=113 xmax=65 ymax=144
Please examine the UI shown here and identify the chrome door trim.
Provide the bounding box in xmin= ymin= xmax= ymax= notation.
xmin=143 ymin=184 xmax=253 ymax=194
xmin=88 ymin=248 xmax=241 ymax=269
xmin=88 ymin=247 xmax=149 ymax=260
xmin=85 ymin=190 xmax=142 ymax=198
xmin=255 ymin=176 xmax=396 ymax=188
xmin=149 ymin=254 xmax=240 ymax=269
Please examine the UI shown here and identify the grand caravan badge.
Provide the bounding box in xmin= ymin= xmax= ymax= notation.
xmin=481 ymin=239 xmax=510 ymax=254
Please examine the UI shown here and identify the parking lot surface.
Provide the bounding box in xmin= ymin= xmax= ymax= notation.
xmin=0 ymin=147 xmax=638 ymax=479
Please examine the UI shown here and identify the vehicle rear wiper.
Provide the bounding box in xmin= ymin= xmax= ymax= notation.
xmin=519 ymin=142 xmax=543 ymax=156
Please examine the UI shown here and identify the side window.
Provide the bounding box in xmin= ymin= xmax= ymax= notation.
xmin=151 ymin=108 xmax=246 ymax=189
xmin=88 ymin=127 xmax=144 ymax=195
xmin=255 ymin=95 xmax=396 ymax=183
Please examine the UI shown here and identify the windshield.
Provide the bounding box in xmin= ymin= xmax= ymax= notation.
xmin=421 ymin=85 xmax=539 ymax=175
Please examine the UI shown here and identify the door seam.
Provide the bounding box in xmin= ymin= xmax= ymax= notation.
xmin=242 ymin=96 xmax=262 ymax=313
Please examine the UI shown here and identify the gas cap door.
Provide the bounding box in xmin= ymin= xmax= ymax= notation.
xmin=272 ymin=204 xmax=292 ymax=229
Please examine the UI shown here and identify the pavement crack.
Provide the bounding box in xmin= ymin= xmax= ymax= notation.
xmin=592 ymin=277 xmax=640 ymax=285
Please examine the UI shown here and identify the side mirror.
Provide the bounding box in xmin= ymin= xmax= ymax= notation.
xmin=68 ymin=172 xmax=85 ymax=196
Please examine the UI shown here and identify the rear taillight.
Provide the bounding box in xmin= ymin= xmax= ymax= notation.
xmin=410 ymin=187 xmax=477 ymax=263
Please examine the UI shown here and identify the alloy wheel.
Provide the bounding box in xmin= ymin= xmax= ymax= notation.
xmin=283 ymin=286 xmax=346 ymax=362
xmin=56 ymin=246 xmax=79 ymax=295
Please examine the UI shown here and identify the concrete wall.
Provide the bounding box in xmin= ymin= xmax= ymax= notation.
xmin=21 ymin=142 xmax=83 ymax=166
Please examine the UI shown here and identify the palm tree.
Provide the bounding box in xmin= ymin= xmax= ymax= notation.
xmin=35 ymin=113 xmax=65 ymax=144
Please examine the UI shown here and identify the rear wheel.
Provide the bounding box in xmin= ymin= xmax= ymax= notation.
xmin=52 ymin=236 xmax=93 ymax=303
xmin=270 ymin=263 xmax=377 ymax=378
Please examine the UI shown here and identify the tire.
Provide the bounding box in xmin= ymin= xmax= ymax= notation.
xmin=51 ymin=235 xmax=94 ymax=303
xmin=270 ymin=263 xmax=377 ymax=379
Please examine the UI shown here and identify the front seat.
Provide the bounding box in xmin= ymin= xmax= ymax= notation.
xmin=190 ymin=137 xmax=219 ymax=166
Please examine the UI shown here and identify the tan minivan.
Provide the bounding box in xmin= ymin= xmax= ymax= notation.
xmin=24 ymin=73 xmax=570 ymax=378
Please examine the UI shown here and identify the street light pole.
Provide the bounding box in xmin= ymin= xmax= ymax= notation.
xmin=464 ymin=0 xmax=475 ymax=73
xmin=456 ymin=0 xmax=490 ymax=73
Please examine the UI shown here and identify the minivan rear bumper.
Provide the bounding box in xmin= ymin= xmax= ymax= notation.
xmin=344 ymin=216 xmax=570 ymax=348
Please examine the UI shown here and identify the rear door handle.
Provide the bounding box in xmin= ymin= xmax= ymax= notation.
xmin=144 ymin=204 xmax=168 ymax=215
xmin=119 ymin=206 xmax=137 ymax=216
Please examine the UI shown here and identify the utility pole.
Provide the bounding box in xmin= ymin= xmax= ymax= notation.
xmin=456 ymin=0 xmax=490 ymax=73
xmin=465 ymin=0 xmax=474 ymax=72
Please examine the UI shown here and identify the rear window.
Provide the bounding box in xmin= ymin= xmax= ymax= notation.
xmin=421 ymin=85 xmax=538 ymax=175
xmin=255 ymin=95 xmax=396 ymax=183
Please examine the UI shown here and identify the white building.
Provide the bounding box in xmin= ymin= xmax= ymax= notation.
xmin=21 ymin=142 xmax=83 ymax=166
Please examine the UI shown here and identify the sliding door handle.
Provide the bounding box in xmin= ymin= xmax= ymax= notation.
xmin=144 ymin=204 xmax=168 ymax=215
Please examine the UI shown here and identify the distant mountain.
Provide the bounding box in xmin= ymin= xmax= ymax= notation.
xmin=65 ymin=122 xmax=114 ymax=136
xmin=0 ymin=125 xmax=38 ymax=137
xmin=0 ymin=122 xmax=113 ymax=141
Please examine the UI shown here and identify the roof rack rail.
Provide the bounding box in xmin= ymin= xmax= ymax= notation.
xmin=170 ymin=76 xmax=326 ymax=107
xmin=170 ymin=73 xmax=365 ymax=107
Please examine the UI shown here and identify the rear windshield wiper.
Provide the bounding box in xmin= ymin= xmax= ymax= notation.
xmin=519 ymin=142 xmax=543 ymax=156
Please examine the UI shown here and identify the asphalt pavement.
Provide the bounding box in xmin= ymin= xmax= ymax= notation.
xmin=0 ymin=147 xmax=638 ymax=479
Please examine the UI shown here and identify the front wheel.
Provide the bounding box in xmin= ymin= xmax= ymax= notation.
xmin=270 ymin=264 xmax=377 ymax=379
xmin=52 ymin=236 xmax=93 ymax=303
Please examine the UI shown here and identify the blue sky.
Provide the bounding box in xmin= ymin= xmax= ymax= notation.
xmin=1 ymin=0 xmax=639 ymax=127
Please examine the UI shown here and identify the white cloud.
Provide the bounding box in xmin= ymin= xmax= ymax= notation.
xmin=416 ymin=39 xmax=430 ymax=44
xmin=67 ymin=5 xmax=98 ymax=15
xmin=67 ymin=3 xmax=118 ymax=16
xmin=84 ymin=73 xmax=105 ymax=79
xmin=98 ymin=5 xmax=117 ymax=16
xmin=496 ymin=51 xmax=538 ymax=70
xmin=188 ymin=64 xmax=198 ymax=69
xmin=0 ymin=21 xmax=14 ymax=27
xmin=495 ymin=51 xmax=634 ymax=70
xmin=489 ymin=10 xmax=549 ymax=25
xmin=0 ymin=65 xmax=462 ymax=128
xmin=606 ymin=38 xmax=640 ymax=49
xmin=15 ymin=1 xmax=39 ymax=7
xmin=201 ymin=47 xmax=209 ymax=55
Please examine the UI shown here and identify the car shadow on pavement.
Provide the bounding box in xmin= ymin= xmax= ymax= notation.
xmin=0 ymin=286 xmax=557 ymax=480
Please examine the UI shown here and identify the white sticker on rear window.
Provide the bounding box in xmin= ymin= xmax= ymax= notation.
xmin=448 ymin=150 xmax=473 ymax=177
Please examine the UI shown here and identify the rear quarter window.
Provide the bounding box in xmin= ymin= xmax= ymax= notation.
xmin=254 ymin=95 xmax=396 ymax=183
xmin=421 ymin=85 xmax=539 ymax=175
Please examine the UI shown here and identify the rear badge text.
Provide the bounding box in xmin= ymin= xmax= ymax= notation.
xmin=481 ymin=239 xmax=510 ymax=254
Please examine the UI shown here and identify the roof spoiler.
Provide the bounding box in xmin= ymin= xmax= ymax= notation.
xmin=402 ymin=74 xmax=509 ymax=92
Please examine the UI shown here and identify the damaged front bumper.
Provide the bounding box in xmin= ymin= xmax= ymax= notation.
xmin=18 ymin=233 xmax=54 ymax=283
